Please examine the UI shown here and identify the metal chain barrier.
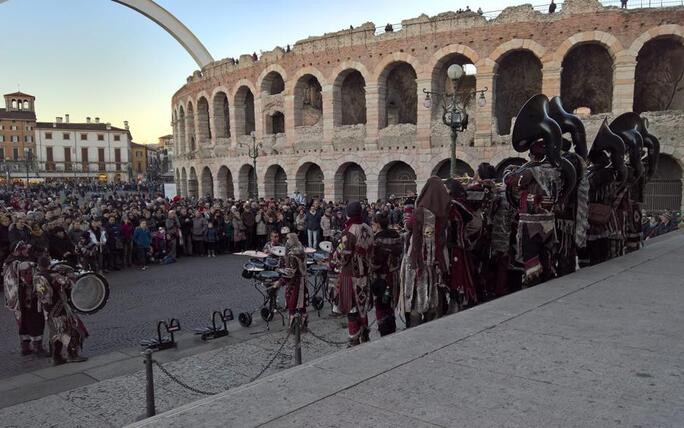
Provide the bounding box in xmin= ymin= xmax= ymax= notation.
xmin=306 ymin=328 xmax=348 ymax=346
xmin=153 ymin=359 xmax=220 ymax=396
xmin=248 ymin=328 xmax=292 ymax=382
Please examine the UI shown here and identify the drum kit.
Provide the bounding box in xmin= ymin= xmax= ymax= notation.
xmin=50 ymin=260 xmax=110 ymax=315
xmin=235 ymin=241 xmax=335 ymax=328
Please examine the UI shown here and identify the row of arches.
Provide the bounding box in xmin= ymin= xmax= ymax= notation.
xmin=177 ymin=158 xmax=502 ymax=202
xmin=173 ymin=27 xmax=683 ymax=154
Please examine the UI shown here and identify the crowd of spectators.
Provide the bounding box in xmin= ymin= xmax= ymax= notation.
xmin=0 ymin=183 xmax=410 ymax=274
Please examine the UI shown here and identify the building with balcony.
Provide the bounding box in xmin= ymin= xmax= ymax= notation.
xmin=35 ymin=116 xmax=132 ymax=183
xmin=171 ymin=0 xmax=684 ymax=211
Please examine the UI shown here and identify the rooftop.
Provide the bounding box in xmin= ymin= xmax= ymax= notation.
xmin=0 ymin=109 xmax=36 ymax=121
xmin=35 ymin=122 xmax=128 ymax=132
xmin=3 ymin=91 xmax=34 ymax=98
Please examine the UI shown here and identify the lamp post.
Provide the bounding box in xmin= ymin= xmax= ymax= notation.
xmin=23 ymin=148 xmax=32 ymax=185
xmin=240 ymin=131 xmax=261 ymax=200
xmin=423 ymin=64 xmax=488 ymax=178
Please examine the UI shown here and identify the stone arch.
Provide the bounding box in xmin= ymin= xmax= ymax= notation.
xmin=553 ymin=31 xmax=623 ymax=63
xmin=432 ymin=158 xmax=475 ymax=179
xmin=494 ymin=49 xmax=543 ymax=135
xmin=628 ymin=24 xmax=684 ymax=56
xmin=292 ymin=71 xmax=323 ymax=127
xmin=488 ymin=39 xmax=546 ymax=67
xmin=266 ymin=111 xmax=285 ymax=134
xmin=377 ymin=60 xmax=418 ymax=128
xmin=560 ymin=42 xmax=614 ymax=114
xmin=216 ymin=165 xmax=234 ymax=199
xmin=335 ymin=162 xmax=367 ymax=202
xmin=295 ymin=162 xmax=325 ymax=199
xmin=430 ymin=49 xmax=478 ymax=122
xmin=333 ymin=67 xmax=367 ymax=126
xmin=264 ymin=164 xmax=288 ymax=199
xmin=634 ymin=35 xmax=684 ymax=113
xmin=258 ymin=66 xmax=287 ymax=95
xmin=180 ymin=167 xmax=188 ymax=197
xmin=379 ymin=160 xmax=417 ymax=199
xmin=212 ymin=90 xmax=231 ymax=139
xmin=185 ymin=101 xmax=196 ymax=152
xmin=188 ymin=166 xmax=198 ymax=197
xmin=177 ymin=105 xmax=186 ymax=154
xmin=238 ymin=164 xmax=257 ymax=200
xmin=495 ymin=157 xmax=528 ymax=180
xmin=196 ymin=96 xmax=211 ymax=144
xmin=234 ymin=85 xmax=256 ymax=136
xmin=200 ymin=166 xmax=213 ymax=197
xmin=644 ymin=154 xmax=683 ymax=212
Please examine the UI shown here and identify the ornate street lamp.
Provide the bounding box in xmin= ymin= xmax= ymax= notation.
xmin=423 ymin=64 xmax=488 ymax=178
xmin=239 ymin=131 xmax=261 ymax=200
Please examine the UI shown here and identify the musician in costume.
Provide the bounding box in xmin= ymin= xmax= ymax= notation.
xmin=504 ymin=95 xmax=569 ymax=286
xmin=548 ymin=97 xmax=589 ymax=276
xmin=399 ymin=177 xmax=450 ymax=325
xmin=3 ymin=241 xmax=46 ymax=357
xmin=581 ymin=120 xmax=626 ymax=267
xmin=331 ymin=201 xmax=373 ymax=346
xmin=371 ymin=213 xmax=402 ymax=336
xmin=34 ymin=256 xmax=89 ymax=365
xmin=444 ymin=178 xmax=476 ymax=312
xmin=609 ymin=113 xmax=645 ymax=256
xmin=277 ymin=233 xmax=308 ymax=330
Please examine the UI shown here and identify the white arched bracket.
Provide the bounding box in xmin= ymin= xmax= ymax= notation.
xmin=112 ymin=0 xmax=214 ymax=68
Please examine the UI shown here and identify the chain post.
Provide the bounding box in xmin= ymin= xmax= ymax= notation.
xmin=293 ymin=313 xmax=302 ymax=366
xmin=143 ymin=349 xmax=156 ymax=417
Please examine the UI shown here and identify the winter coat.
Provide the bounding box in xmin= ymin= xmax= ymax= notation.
xmin=192 ymin=217 xmax=208 ymax=241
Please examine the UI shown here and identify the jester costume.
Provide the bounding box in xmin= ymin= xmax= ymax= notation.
xmin=445 ymin=178 xmax=476 ymax=311
xmin=399 ymin=177 xmax=450 ymax=325
xmin=3 ymin=242 xmax=45 ymax=356
xmin=371 ymin=216 xmax=402 ymax=336
xmin=278 ymin=233 xmax=309 ymax=329
xmin=332 ymin=201 xmax=373 ymax=346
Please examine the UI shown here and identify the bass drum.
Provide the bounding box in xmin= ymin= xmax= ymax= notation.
xmin=68 ymin=272 xmax=110 ymax=315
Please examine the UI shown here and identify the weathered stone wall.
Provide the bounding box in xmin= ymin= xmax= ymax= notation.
xmin=495 ymin=50 xmax=543 ymax=135
xmin=634 ymin=38 xmax=684 ymax=113
xmin=561 ymin=44 xmax=614 ymax=114
xmin=170 ymin=1 xmax=684 ymax=207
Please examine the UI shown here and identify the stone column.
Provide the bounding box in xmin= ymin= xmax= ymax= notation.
xmin=366 ymin=178 xmax=380 ymax=202
xmin=365 ymin=83 xmax=380 ymax=150
xmin=612 ymin=51 xmax=637 ymax=114
xmin=475 ymin=70 xmax=495 ymax=147
xmin=254 ymin=94 xmax=264 ymax=139
xmin=416 ymin=78 xmax=432 ymax=149
xmin=284 ymin=93 xmax=296 ymax=151
xmin=541 ymin=62 xmax=562 ymax=98
xmin=322 ymin=84 xmax=334 ymax=146
xmin=228 ymin=99 xmax=238 ymax=149
xmin=208 ymin=103 xmax=217 ymax=146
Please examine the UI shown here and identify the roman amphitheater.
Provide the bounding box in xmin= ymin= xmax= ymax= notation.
xmin=171 ymin=0 xmax=684 ymax=211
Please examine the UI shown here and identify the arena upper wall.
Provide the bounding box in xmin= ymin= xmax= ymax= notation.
xmin=170 ymin=0 xmax=684 ymax=210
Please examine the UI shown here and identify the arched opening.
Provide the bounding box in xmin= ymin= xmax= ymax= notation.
xmin=381 ymin=161 xmax=417 ymax=199
xmin=294 ymin=75 xmax=323 ymax=126
xmin=561 ymin=43 xmax=613 ymax=114
xmin=495 ymin=157 xmax=528 ymax=180
xmin=188 ymin=167 xmax=199 ymax=197
xmin=644 ymin=154 xmax=682 ymax=212
xmin=11 ymin=100 xmax=17 ymax=109
xmin=234 ymin=86 xmax=255 ymax=136
xmin=381 ymin=62 xmax=417 ymax=128
xmin=177 ymin=106 xmax=186 ymax=154
xmin=197 ymin=96 xmax=210 ymax=143
xmin=23 ymin=100 xmax=29 ymax=110
xmin=431 ymin=53 xmax=477 ymax=122
xmin=265 ymin=164 xmax=288 ymax=199
xmin=495 ymin=50 xmax=543 ymax=135
xmin=201 ymin=166 xmax=214 ymax=197
xmin=181 ymin=167 xmax=188 ymax=196
xmin=239 ymin=164 xmax=257 ymax=200
xmin=336 ymin=162 xmax=367 ymax=202
xmin=217 ymin=166 xmax=234 ymax=199
xmin=261 ymin=71 xmax=285 ymax=95
xmin=634 ymin=37 xmax=684 ymax=113
xmin=267 ymin=111 xmax=285 ymax=134
xmin=334 ymin=69 xmax=367 ymax=126
xmin=433 ymin=159 xmax=475 ymax=179
xmin=186 ymin=102 xmax=196 ymax=151
xmin=296 ymin=163 xmax=324 ymax=199
xmin=213 ymin=92 xmax=231 ymax=138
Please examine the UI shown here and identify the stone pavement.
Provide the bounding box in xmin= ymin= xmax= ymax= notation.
xmin=129 ymin=232 xmax=684 ymax=428
xmin=0 ymin=309 xmax=358 ymax=427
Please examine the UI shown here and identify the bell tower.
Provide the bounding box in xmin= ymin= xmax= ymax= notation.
xmin=4 ymin=92 xmax=35 ymax=112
